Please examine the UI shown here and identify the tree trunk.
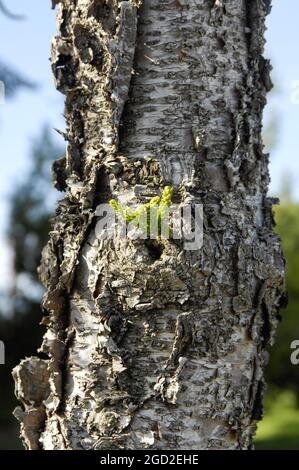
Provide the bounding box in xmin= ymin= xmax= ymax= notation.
xmin=13 ymin=0 xmax=286 ymax=450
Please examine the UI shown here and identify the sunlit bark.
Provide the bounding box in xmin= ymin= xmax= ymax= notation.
xmin=13 ymin=0 xmax=285 ymax=450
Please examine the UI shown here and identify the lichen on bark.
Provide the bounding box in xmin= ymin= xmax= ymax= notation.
xmin=13 ymin=0 xmax=286 ymax=450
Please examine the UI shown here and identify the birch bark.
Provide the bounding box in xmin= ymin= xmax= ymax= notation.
xmin=13 ymin=0 xmax=286 ymax=450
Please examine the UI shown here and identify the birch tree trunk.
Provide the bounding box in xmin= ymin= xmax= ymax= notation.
xmin=13 ymin=0 xmax=286 ymax=450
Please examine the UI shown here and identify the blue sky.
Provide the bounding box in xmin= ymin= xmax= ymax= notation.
xmin=0 ymin=0 xmax=64 ymax=224
xmin=0 ymin=0 xmax=299 ymax=288
xmin=0 ymin=0 xmax=64 ymax=289
xmin=265 ymin=0 xmax=299 ymax=199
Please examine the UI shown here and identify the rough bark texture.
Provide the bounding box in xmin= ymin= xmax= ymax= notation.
xmin=13 ymin=0 xmax=286 ymax=450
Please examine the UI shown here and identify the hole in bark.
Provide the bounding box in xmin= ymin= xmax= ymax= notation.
xmin=93 ymin=275 xmax=103 ymax=299
xmin=56 ymin=53 xmax=71 ymax=67
xmin=251 ymin=380 xmax=264 ymax=420
xmin=37 ymin=352 xmax=50 ymax=361
xmin=228 ymin=430 xmax=237 ymax=442
xmin=87 ymin=0 xmax=117 ymax=35
xmin=60 ymin=7 xmax=70 ymax=37
xmin=53 ymin=53 xmax=77 ymax=91
xmin=145 ymin=240 xmax=163 ymax=261
xmin=217 ymin=37 xmax=226 ymax=49
xmin=73 ymin=25 xmax=104 ymax=69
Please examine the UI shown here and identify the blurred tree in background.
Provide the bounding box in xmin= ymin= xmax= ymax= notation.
xmin=0 ymin=3 xmax=61 ymax=449
xmin=0 ymin=0 xmax=25 ymax=21
xmin=0 ymin=1 xmax=34 ymax=99
xmin=0 ymin=129 xmax=62 ymax=449
xmin=0 ymin=62 xmax=35 ymax=100
xmin=253 ymin=81 xmax=299 ymax=448
xmin=266 ymin=199 xmax=299 ymax=394
xmin=255 ymin=184 xmax=299 ymax=449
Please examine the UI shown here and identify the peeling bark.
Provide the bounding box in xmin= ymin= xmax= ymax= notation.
xmin=13 ymin=0 xmax=286 ymax=450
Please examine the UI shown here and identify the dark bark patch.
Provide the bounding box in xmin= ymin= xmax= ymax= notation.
xmin=52 ymin=156 xmax=67 ymax=192
xmin=251 ymin=379 xmax=264 ymax=421
xmin=93 ymin=275 xmax=103 ymax=299
xmin=52 ymin=53 xmax=78 ymax=92
xmin=73 ymin=25 xmax=104 ymax=69
xmin=261 ymin=299 xmax=271 ymax=348
xmin=87 ymin=0 xmax=117 ymax=35
xmin=145 ymin=240 xmax=163 ymax=261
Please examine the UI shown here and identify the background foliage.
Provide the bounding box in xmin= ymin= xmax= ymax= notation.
xmin=0 ymin=129 xmax=62 ymax=449
xmin=255 ymin=199 xmax=299 ymax=449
